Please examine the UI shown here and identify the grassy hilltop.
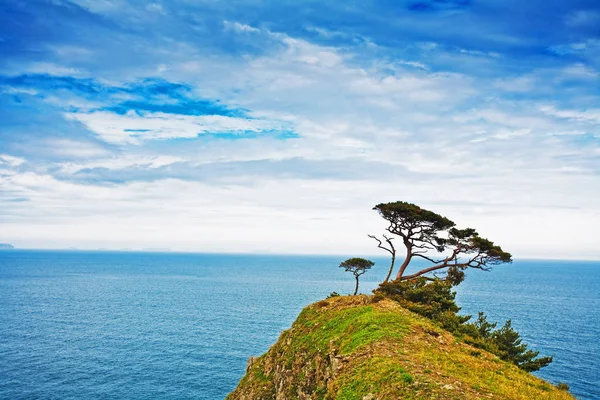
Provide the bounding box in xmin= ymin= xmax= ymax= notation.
xmin=227 ymin=295 xmax=573 ymax=400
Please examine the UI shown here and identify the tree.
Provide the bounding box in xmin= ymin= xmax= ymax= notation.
xmin=473 ymin=312 xmax=497 ymax=339
xmin=492 ymin=320 xmax=553 ymax=372
xmin=371 ymin=201 xmax=512 ymax=283
xmin=339 ymin=257 xmax=374 ymax=296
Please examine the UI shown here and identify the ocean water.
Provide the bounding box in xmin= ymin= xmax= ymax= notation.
xmin=0 ymin=251 xmax=598 ymax=400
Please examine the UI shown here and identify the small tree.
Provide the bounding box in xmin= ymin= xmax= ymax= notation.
xmin=474 ymin=312 xmax=497 ymax=338
xmin=371 ymin=201 xmax=512 ymax=283
xmin=339 ymin=258 xmax=374 ymax=296
xmin=492 ymin=320 xmax=553 ymax=372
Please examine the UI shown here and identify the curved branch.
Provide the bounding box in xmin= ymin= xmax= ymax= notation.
xmin=412 ymin=253 xmax=444 ymax=264
xmin=368 ymin=234 xmax=397 ymax=283
xmin=367 ymin=234 xmax=393 ymax=255
xmin=400 ymin=248 xmax=460 ymax=281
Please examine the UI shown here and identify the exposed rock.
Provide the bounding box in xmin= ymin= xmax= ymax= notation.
xmin=246 ymin=356 xmax=259 ymax=373
xmin=226 ymin=295 xmax=575 ymax=400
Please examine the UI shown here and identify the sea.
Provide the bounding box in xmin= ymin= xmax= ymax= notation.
xmin=0 ymin=250 xmax=598 ymax=400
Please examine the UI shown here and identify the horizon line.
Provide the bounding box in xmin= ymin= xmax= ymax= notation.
xmin=2 ymin=247 xmax=599 ymax=263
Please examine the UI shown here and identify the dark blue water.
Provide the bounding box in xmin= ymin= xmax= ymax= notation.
xmin=0 ymin=251 xmax=598 ymax=399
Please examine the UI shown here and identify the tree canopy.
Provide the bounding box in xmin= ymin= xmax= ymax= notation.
xmin=339 ymin=257 xmax=374 ymax=295
xmin=370 ymin=201 xmax=512 ymax=283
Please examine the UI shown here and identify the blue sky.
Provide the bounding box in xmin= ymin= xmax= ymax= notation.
xmin=1 ymin=0 xmax=599 ymax=258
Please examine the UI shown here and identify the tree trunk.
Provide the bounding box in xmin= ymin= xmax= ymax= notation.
xmin=395 ymin=244 xmax=412 ymax=281
xmin=384 ymin=252 xmax=396 ymax=283
xmin=353 ymin=276 xmax=359 ymax=295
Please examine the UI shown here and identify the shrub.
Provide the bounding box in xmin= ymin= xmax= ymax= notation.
xmin=401 ymin=372 xmax=414 ymax=384
xmin=376 ymin=278 xmax=469 ymax=332
xmin=375 ymin=278 xmax=553 ymax=372
xmin=492 ymin=320 xmax=553 ymax=372
xmin=376 ymin=278 xmax=460 ymax=318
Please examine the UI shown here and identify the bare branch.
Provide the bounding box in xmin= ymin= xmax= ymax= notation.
xmin=367 ymin=234 xmax=394 ymax=256
xmin=369 ymin=234 xmax=397 ymax=283
xmin=412 ymin=253 xmax=444 ymax=264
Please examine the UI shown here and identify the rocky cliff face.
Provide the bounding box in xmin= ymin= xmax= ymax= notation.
xmin=227 ymin=295 xmax=573 ymax=400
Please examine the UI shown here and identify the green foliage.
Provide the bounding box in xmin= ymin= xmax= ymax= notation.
xmin=474 ymin=312 xmax=497 ymax=338
xmin=446 ymin=265 xmax=466 ymax=285
xmin=340 ymin=257 xmax=374 ymax=295
xmin=374 ymin=201 xmax=455 ymax=235
xmin=462 ymin=234 xmax=513 ymax=265
xmin=401 ymin=372 xmax=414 ymax=384
xmin=377 ymin=278 xmax=460 ymax=317
xmin=339 ymin=257 xmax=374 ymax=274
xmin=556 ymin=382 xmax=570 ymax=391
xmin=327 ymin=291 xmax=341 ymax=298
xmin=375 ymin=278 xmax=552 ymax=372
xmin=373 ymin=201 xmax=454 ymax=252
xmin=376 ymin=278 xmax=474 ymax=334
xmin=492 ymin=320 xmax=553 ymax=372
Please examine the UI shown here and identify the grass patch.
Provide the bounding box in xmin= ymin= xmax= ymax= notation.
xmin=228 ymin=296 xmax=575 ymax=400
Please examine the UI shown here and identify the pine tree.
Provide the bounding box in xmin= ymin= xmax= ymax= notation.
xmin=492 ymin=320 xmax=553 ymax=372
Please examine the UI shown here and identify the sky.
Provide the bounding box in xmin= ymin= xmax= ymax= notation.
xmin=0 ymin=0 xmax=599 ymax=259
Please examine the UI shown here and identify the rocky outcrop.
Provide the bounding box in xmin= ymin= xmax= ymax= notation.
xmin=227 ymin=296 xmax=574 ymax=400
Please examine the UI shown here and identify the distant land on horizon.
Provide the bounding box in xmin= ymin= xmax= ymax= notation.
xmin=0 ymin=244 xmax=15 ymax=250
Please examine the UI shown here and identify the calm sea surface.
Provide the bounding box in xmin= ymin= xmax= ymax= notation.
xmin=0 ymin=251 xmax=598 ymax=399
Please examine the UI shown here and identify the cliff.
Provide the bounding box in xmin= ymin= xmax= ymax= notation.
xmin=227 ymin=295 xmax=573 ymax=400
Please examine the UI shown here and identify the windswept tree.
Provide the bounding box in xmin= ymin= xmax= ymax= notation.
xmin=371 ymin=201 xmax=512 ymax=283
xmin=339 ymin=258 xmax=374 ymax=296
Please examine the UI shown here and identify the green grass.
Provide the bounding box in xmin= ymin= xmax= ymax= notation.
xmin=292 ymin=303 xmax=410 ymax=355
xmin=227 ymin=296 xmax=575 ymax=400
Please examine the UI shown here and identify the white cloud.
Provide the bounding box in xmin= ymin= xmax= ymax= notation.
xmin=0 ymin=86 xmax=39 ymax=95
xmin=45 ymin=139 xmax=110 ymax=158
xmin=25 ymin=62 xmax=83 ymax=76
xmin=0 ymin=154 xmax=26 ymax=167
xmin=57 ymin=155 xmax=186 ymax=175
xmin=540 ymin=105 xmax=600 ymax=123
xmin=3 ymin=22 xmax=600 ymax=258
xmin=2 ymin=170 xmax=599 ymax=258
xmin=223 ymin=21 xmax=261 ymax=33
xmin=562 ymin=63 xmax=598 ymax=78
xmin=493 ymin=75 xmax=535 ymax=92
xmin=64 ymin=111 xmax=290 ymax=144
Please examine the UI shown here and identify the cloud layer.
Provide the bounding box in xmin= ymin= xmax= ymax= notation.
xmin=1 ymin=0 xmax=599 ymax=258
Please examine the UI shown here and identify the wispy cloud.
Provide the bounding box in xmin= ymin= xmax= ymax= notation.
xmin=64 ymin=111 xmax=293 ymax=144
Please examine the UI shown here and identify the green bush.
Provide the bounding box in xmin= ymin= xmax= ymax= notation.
xmin=376 ymin=278 xmax=470 ymax=332
xmin=377 ymin=278 xmax=460 ymax=317
xmin=375 ymin=278 xmax=553 ymax=372
xmin=492 ymin=320 xmax=553 ymax=372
